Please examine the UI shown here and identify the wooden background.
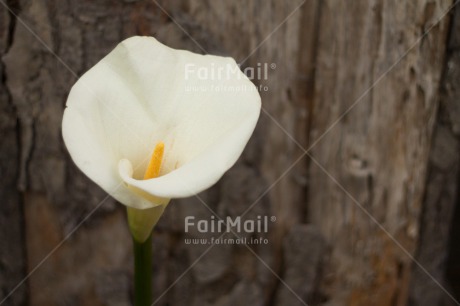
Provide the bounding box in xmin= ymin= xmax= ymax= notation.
xmin=1 ymin=0 xmax=459 ymax=305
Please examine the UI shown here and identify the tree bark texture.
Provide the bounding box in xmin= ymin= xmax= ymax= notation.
xmin=0 ymin=1 xmax=458 ymax=305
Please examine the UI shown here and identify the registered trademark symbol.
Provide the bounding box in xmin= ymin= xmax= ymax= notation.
xmin=270 ymin=216 xmax=276 ymax=222
xmin=270 ymin=63 xmax=276 ymax=69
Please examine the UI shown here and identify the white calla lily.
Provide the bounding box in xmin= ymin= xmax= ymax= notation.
xmin=62 ymin=36 xmax=261 ymax=242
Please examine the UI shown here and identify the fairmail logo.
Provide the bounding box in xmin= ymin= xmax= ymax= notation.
xmin=184 ymin=62 xmax=275 ymax=81
xmin=184 ymin=215 xmax=276 ymax=233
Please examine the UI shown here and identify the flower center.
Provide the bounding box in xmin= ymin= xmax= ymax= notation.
xmin=144 ymin=142 xmax=164 ymax=180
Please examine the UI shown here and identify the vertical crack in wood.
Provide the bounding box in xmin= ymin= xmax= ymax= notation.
xmin=302 ymin=0 xmax=322 ymax=223
xmin=268 ymin=1 xmax=324 ymax=305
xmin=0 ymin=1 xmax=28 ymax=305
xmin=410 ymin=2 xmax=460 ymax=305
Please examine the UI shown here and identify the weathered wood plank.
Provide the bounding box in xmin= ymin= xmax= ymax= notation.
xmin=307 ymin=1 xmax=453 ymax=305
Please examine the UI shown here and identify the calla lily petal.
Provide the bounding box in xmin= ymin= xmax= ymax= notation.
xmin=62 ymin=36 xmax=261 ymax=210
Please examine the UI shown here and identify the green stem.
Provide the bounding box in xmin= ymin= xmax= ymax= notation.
xmin=133 ymin=234 xmax=152 ymax=306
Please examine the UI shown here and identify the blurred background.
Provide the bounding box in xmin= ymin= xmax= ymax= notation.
xmin=1 ymin=0 xmax=460 ymax=305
